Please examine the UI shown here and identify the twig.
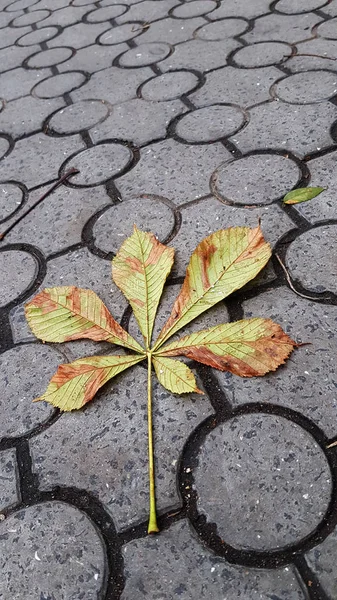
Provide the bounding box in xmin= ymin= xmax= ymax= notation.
xmin=275 ymin=254 xmax=327 ymax=301
xmin=0 ymin=168 xmax=79 ymax=241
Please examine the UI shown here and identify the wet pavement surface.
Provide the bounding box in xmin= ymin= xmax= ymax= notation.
xmin=0 ymin=0 xmax=337 ymax=598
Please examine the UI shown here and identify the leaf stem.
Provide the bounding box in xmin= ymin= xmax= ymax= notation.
xmin=147 ymin=352 xmax=159 ymax=534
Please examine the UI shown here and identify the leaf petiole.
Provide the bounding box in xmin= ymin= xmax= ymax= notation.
xmin=147 ymin=351 xmax=159 ymax=534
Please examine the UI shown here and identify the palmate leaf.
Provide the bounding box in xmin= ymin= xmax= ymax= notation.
xmin=156 ymin=318 xmax=296 ymax=377
xmin=153 ymin=225 xmax=271 ymax=351
xmin=152 ymin=356 xmax=203 ymax=395
xmin=35 ymin=354 xmax=144 ymax=411
xmin=25 ymin=286 xmax=143 ymax=353
xmin=112 ymin=226 xmax=174 ymax=348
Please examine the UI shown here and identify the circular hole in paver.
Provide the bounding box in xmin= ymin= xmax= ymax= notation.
xmin=0 ymin=248 xmax=38 ymax=307
xmin=0 ymin=345 xmax=63 ymax=437
xmin=171 ymin=0 xmax=217 ymax=18
xmin=17 ymin=26 xmax=61 ymax=46
xmin=211 ymin=152 xmax=301 ymax=206
xmin=274 ymin=0 xmax=329 ymax=14
xmin=86 ymin=4 xmax=128 ymax=22
xmin=25 ymin=47 xmax=74 ymax=69
xmin=231 ymin=41 xmax=292 ymax=68
xmin=193 ymin=412 xmax=332 ymax=551
xmin=0 ymin=182 xmax=25 ymax=223
xmin=194 ymin=18 xmax=249 ymax=40
xmin=0 ymin=136 xmax=11 ymax=160
xmin=272 ymin=70 xmax=337 ymax=104
xmin=139 ymin=70 xmax=201 ymax=101
xmin=0 ymin=502 xmax=106 ymax=598
xmin=60 ymin=142 xmax=133 ymax=187
xmin=286 ymin=224 xmax=337 ymax=295
xmin=10 ymin=9 xmax=50 ymax=27
xmin=316 ymin=16 xmax=337 ymax=40
xmin=5 ymin=0 xmax=39 ymax=10
xmin=173 ymin=104 xmax=247 ymax=143
xmin=98 ymin=22 xmax=144 ymax=45
xmin=31 ymin=71 xmax=88 ymax=99
xmin=46 ymin=100 xmax=111 ymax=135
xmin=93 ymin=195 xmax=176 ymax=254
xmin=118 ymin=42 xmax=172 ymax=67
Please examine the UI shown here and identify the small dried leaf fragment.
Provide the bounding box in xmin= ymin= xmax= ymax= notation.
xmin=154 ymin=225 xmax=271 ymax=349
xmin=283 ymin=187 xmax=325 ymax=205
xmin=152 ymin=355 xmax=203 ymax=395
xmin=112 ymin=226 xmax=174 ymax=347
xmin=157 ymin=318 xmax=296 ymax=377
xmin=25 ymin=286 xmax=143 ymax=353
xmin=35 ymin=354 xmax=145 ymax=411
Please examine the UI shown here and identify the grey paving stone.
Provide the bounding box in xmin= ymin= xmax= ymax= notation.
xmin=273 ymin=70 xmax=337 ymax=104
xmin=319 ymin=0 xmax=337 ymax=15
xmin=275 ymin=0 xmax=329 ymax=13
xmin=207 ymin=0 xmax=271 ymax=19
xmin=11 ymin=8 xmax=50 ymax=26
xmin=6 ymin=183 xmax=112 ymax=255
xmin=230 ymin=100 xmax=337 ymax=156
xmin=98 ymin=22 xmax=145 ymax=45
xmin=72 ymin=0 xmax=96 ymax=5
xmin=172 ymin=196 xmax=293 ymax=276
xmin=61 ymin=339 xmax=113 ymax=362
xmin=16 ymin=26 xmax=60 ymax=46
xmin=0 ymin=67 xmax=51 ymax=101
xmin=316 ymin=15 xmax=337 ymax=39
xmin=191 ymin=66 xmax=280 ymax=108
xmin=0 ymin=182 xmax=24 ymax=222
xmin=0 ymin=24 xmax=31 ymax=48
xmin=62 ymin=142 xmax=133 ymax=187
xmin=47 ymin=22 xmax=109 ymax=49
xmin=5 ymin=0 xmax=39 ymax=8
xmin=215 ymin=288 xmax=337 ymax=437
xmin=30 ymin=364 xmax=212 ymax=529
xmin=171 ymin=0 xmax=217 ymax=18
xmin=140 ymin=70 xmax=200 ymax=101
xmin=118 ymin=42 xmax=172 ymax=67
xmin=194 ymin=413 xmax=331 ymax=551
xmin=116 ymin=0 xmax=177 ymax=24
xmin=58 ymin=42 xmax=129 ymax=73
xmin=29 ymin=0 xmax=70 ymax=8
xmin=0 ymin=344 xmax=61 ymax=437
xmin=286 ymin=225 xmax=337 ymax=294
xmin=0 ymin=133 xmax=85 ymax=189
xmin=243 ymin=13 xmax=318 ymax=44
xmin=285 ymin=38 xmax=337 ymax=72
xmin=211 ymin=153 xmax=301 ymax=205
xmin=0 ymin=9 xmax=20 ymax=27
xmin=0 ymin=95 xmax=65 ymax=137
xmin=0 ymin=44 xmax=40 ymax=73
xmin=9 ymin=304 xmax=37 ymax=343
xmin=35 ymin=4 xmax=94 ymax=28
xmin=194 ymin=17 xmax=249 ymax=40
xmin=117 ymin=138 xmax=231 ymax=206
xmin=93 ymin=195 xmax=175 ymax=254
xmin=32 ymin=71 xmax=88 ymax=99
xmin=91 ymin=98 xmax=186 ymax=146
xmin=0 ymin=450 xmax=19 ymax=511
xmin=86 ymin=4 xmax=128 ymax=22
xmin=47 ymin=99 xmax=110 ymax=134
xmin=0 ymin=136 xmax=10 ymax=159
xmin=0 ymin=502 xmax=105 ymax=600
xmin=121 ymin=520 xmax=308 ymax=600
xmin=0 ymin=249 xmax=37 ymax=307
xmin=306 ymin=524 xmax=337 ymax=598
xmin=26 ymin=46 xmax=73 ymax=68
xmin=160 ymin=38 xmax=239 ymax=72
xmin=174 ymin=104 xmax=246 ymax=142
xmin=138 ymin=16 xmax=206 ymax=45
xmin=71 ymin=65 xmax=153 ymax=106
xmin=232 ymin=41 xmax=292 ymax=68
xmin=293 ymin=151 xmax=337 ymax=222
